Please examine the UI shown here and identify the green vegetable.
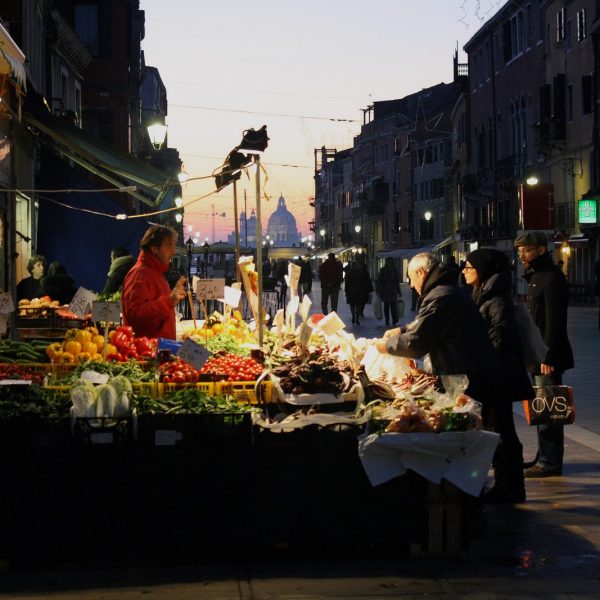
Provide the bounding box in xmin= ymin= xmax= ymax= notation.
xmin=108 ymin=375 xmax=133 ymax=398
xmin=95 ymin=384 xmax=118 ymax=417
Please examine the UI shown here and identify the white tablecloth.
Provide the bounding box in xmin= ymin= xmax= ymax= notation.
xmin=358 ymin=430 xmax=500 ymax=497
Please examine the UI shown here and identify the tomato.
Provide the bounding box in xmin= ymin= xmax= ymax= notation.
xmin=115 ymin=325 xmax=134 ymax=339
xmin=107 ymin=352 xmax=124 ymax=362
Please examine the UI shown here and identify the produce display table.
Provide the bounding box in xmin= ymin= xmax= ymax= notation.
xmin=0 ymin=421 xmax=476 ymax=564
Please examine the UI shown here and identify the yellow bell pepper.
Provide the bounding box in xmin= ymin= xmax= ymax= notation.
xmin=82 ymin=342 xmax=98 ymax=355
xmin=86 ymin=326 xmax=99 ymax=336
xmin=56 ymin=351 xmax=75 ymax=363
xmin=46 ymin=342 xmax=63 ymax=360
xmin=77 ymin=352 xmax=92 ymax=363
xmin=75 ymin=329 xmax=92 ymax=345
xmin=92 ymin=334 xmax=105 ymax=350
xmin=64 ymin=340 xmax=81 ymax=358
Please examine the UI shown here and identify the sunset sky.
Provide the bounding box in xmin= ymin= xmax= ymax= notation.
xmin=141 ymin=0 xmax=504 ymax=242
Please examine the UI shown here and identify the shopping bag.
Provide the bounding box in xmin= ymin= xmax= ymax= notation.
xmin=513 ymin=303 xmax=548 ymax=370
xmin=522 ymin=385 xmax=575 ymax=425
xmin=396 ymin=299 xmax=405 ymax=320
xmin=373 ymin=294 xmax=383 ymax=320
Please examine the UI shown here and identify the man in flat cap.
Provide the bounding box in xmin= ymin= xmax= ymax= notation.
xmin=515 ymin=230 xmax=574 ymax=477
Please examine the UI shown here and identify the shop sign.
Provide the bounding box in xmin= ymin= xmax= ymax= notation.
xmin=195 ymin=278 xmax=225 ymax=300
xmin=578 ymin=198 xmax=598 ymax=224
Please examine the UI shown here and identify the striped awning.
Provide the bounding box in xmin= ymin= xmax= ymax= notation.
xmin=0 ymin=22 xmax=27 ymax=90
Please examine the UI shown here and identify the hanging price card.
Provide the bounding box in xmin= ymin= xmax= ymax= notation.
xmin=195 ymin=278 xmax=225 ymax=300
xmin=176 ymin=337 xmax=210 ymax=371
xmin=0 ymin=292 xmax=15 ymax=314
xmin=92 ymin=301 xmax=121 ymax=323
xmin=223 ymin=286 xmax=242 ymax=307
xmin=69 ymin=288 xmax=98 ymax=319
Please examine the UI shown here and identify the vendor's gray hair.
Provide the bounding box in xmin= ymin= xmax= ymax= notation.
xmin=409 ymin=252 xmax=439 ymax=273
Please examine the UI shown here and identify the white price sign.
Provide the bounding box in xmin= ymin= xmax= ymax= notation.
xmin=0 ymin=292 xmax=15 ymax=315
xmin=223 ymin=286 xmax=242 ymax=307
xmin=68 ymin=287 xmax=98 ymax=319
xmin=92 ymin=301 xmax=121 ymax=323
xmin=176 ymin=337 xmax=210 ymax=371
xmin=80 ymin=370 xmax=110 ymax=385
xmin=195 ymin=278 xmax=225 ymax=300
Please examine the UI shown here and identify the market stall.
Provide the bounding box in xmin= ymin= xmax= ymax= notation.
xmin=0 ymin=260 xmax=497 ymax=563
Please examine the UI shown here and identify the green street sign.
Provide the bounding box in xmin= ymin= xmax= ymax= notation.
xmin=578 ymin=198 xmax=598 ymax=224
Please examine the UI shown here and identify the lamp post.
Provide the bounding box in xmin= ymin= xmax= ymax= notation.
xmin=202 ymin=240 xmax=210 ymax=278
xmin=319 ymin=228 xmax=326 ymax=249
xmin=185 ymin=237 xmax=194 ymax=319
xmin=354 ymin=224 xmax=362 ymax=246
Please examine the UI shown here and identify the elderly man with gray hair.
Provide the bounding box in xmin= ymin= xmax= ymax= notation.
xmin=377 ymin=252 xmax=498 ymax=403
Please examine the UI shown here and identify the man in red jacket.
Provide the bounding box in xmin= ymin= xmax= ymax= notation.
xmin=122 ymin=225 xmax=187 ymax=339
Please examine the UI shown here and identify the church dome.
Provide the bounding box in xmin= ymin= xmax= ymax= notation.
xmin=267 ymin=195 xmax=300 ymax=246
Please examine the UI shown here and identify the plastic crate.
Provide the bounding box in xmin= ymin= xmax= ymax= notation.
xmin=70 ymin=408 xmax=137 ymax=446
xmin=157 ymin=382 xmax=215 ymax=397
xmin=42 ymin=384 xmax=72 ymax=397
xmin=0 ymin=362 xmax=51 ymax=375
xmin=215 ymin=380 xmax=272 ymax=404
xmin=131 ymin=381 xmax=158 ymax=399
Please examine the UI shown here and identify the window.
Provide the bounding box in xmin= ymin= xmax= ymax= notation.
xmin=525 ymin=5 xmax=532 ymax=49
xmin=472 ymin=53 xmax=479 ymax=88
xmin=75 ymin=4 xmax=99 ymax=56
xmin=567 ymin=83 xmax=573 ymax=122
xmin=537 ymin=3 xmax=545 ymax=42
xmin=60 ymin=66 xmax=69 ymax=113
xmin=577 ymin=8 xmax=587 ymax=41
xmin=565 ymin=19 xmax=572 ymax=50
xmin=582 ymin=75 xmax=593 ymax=115
xmin=556 ymin=7 xmax=565 ymax=42
xmin=75 ymin=81 xmax=82 ymax=126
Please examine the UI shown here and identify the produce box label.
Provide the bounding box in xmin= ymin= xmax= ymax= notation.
xmin=196 ymin=279 xmax=225 ymax=300
xmin=69 ymin=287 xmax=98 ymax=319
xmin=91 ymin=301 xmax=121 ymax=323
xmin=0 ymin=379 xmax=33 ymax=386
xmin=0 ymin=292 xmax=15 ymax=314
xmin=176 ymin=337 xmax=210 ymax=370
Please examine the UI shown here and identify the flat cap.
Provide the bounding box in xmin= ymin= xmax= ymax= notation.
xmin=514 ymin=231 xmax=548 ymax=247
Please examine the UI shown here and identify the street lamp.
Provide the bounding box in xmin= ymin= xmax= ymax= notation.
xmin=319 ymin=228 xmax=326 ymax=249
xmin=147 ymin=122 xmax=167 ymax=150
xmin=202 ymin=240 xmax=210 ymax=278
xmin=185 ymin=237 xmax=195 ymax=319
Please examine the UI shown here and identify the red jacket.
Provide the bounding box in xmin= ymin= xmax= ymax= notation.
xmin=121 ymin=250 xmax=176 ymax=339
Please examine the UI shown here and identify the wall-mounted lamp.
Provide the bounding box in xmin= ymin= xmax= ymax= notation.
xmin=561 ymin=243 xmax=571 ymax=257
xmin=354 ymin=224 xmax=361 ymax=234
xmin=526 ymin=176 xmax=539 ymax=186
xmin=175 ymin=213 xmax=183 ymax=223
xmin=175 ymin=197 xmax=183 ymax=208
xmin=424 ymin=211 xmax=432 ymax=221
xmin=147 ymin=122 xmax=167 ymax=150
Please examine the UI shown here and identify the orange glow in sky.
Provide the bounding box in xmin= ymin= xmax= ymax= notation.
xmin=141 ymin=0 xmax=489 ymax=241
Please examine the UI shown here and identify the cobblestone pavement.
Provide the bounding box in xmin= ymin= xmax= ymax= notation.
xmin=1 ymin=283 xmax=599 ymax=599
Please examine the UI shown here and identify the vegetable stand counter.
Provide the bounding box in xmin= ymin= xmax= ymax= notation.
xmin=0 ymin=420 xmax=478 ymax=565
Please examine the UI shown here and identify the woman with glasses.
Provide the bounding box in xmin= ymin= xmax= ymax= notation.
xmin=463 ymin=249 xmax=533 ymax=503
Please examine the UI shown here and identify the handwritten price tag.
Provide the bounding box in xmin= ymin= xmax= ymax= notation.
xmin=195 ymin=278 xmax=225 ymax=300
xmin=91 ymin=301 xmax=121 ymax=323
xmin=69 ymin=288 xmax=98 ymax=319
xmin=176 ymin=337 xmax=210 ymax=371
xmin=0 ymin=292 xmax=15 ymax=315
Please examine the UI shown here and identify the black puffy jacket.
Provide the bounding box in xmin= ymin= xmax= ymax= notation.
xmin=473 ymin=272 xmax=534 ymax=402
xmin=386 ymin=263 xmax=499 ymax=402
xmin=523 ymin=252 xmax=574 ymax=373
